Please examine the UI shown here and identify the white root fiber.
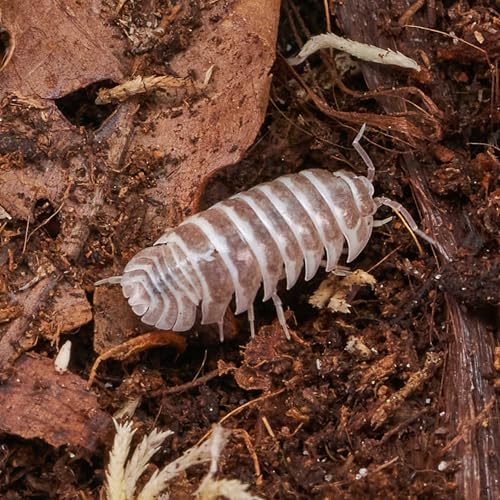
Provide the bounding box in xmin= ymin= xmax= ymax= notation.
xmin=288 ymin=32 xmax=421 ymax=71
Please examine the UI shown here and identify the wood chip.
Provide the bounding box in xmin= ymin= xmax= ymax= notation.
xmin=0 ymin=354 xmax=112 ymax=453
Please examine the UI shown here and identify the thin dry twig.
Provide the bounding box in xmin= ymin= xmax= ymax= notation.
xmin=403 ymin=24 xmax=490 ymax=62
xmin=96 ymin=67 xmax=214 ymax=105
xmin=371 ymin=352 xmax=443 ymax=428
xmin=196 ymin=388 xmax=287 ymax=446
xmin=440 ymin=399 xmax=495 ymax=456
xmin=150 ymin=368 xmax=221 ymax=397
xmin=285 ymin=60 xmax=442 ymax=144
xmin=367 ymin=245 xmax=403 ymax=273
xmin=399 ymin=0 xmax=426 ymax=26
xmin=233 ymin=428 xmax=263 ymax=485
xmin=87 ymin=331 xmax=186 ymax=388
xmin=322 ymin=0 xmax=331 ymax=33
xmin=261 ymin=416 xmax=276 ymax=440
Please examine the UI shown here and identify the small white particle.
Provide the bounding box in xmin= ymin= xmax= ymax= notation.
xmin=425 ymin=398 xmax=432 ymax=404
xmin=54 ymin=340 xmax=72 ymax=373
xmin=440 ymin=411 xmax=446 ymax=417
xmin=438 ymin=461 xmax=448 ymax=471
xmin=316 ymin=358 xmax=322 ymax=371
xmin=356 ymin=467 xmax=368 ymax=480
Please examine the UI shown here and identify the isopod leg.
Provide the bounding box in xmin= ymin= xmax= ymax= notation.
xmin=373 ymin=216 xmax=393 ymax=227
xmin=375 ymin=196 xmax=449 ymax=260
xmin=352 ymin=123 xmax=375 ymax=182
xmin=217 ymin=321 xmax=224 ymax=343
xmin=247 ymin=304 xmax=256 ymax=338
xmin=272 ymin=293 xmax=291 ymax=340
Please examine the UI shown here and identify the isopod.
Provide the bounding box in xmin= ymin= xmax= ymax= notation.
xmin=97 ymin=125 xmax=440 ymax=341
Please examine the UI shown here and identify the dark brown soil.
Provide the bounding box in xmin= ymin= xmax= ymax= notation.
xmin=0 ymin=0 xmax=498 ymax=499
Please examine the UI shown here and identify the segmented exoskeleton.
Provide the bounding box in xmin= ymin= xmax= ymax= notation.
xmin=97 ymin=125 xmax=439 ymax=341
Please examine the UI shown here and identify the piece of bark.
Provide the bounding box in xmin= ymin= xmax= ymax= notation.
xmin=0 ymin=354 xmax=112 ymax=454
xmin=48 ymin=282 xmax=93 ymax=335
xmin=93 ymin=285 xmax=145 ymax=355
xmin=0 ymin=276 xmax=60 ymax=379
xmin=336 ymin=3 xmax=499 ymax=498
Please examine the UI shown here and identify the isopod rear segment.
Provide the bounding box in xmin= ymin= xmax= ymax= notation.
xmin=97 ymin=126 xmax=444 ymax=341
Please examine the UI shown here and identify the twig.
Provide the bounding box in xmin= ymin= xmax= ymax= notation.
xmin=403 ymin=25 xmax=490 ymax=63
xmin=399 ymin=0 xmax=426 ymax=26
xmin=261 ymin=416 xmax=276 ymax=439
xmin=370 ymin=352 xmax=443 ymax=429
xmin=367 ymin=245 xmax=403 ymax=273
xmin=196 ymin=388 xmax=287 ymax=446
xmin=95 ymin=68 xmax=214 ymax=105
xmin=440 ymin=399 xmax=495 ymax=456
xmin=87 ymin=331 xmax=187 ymax=389
xmin=285 ymin=61 xmax=441 ymax=144
xmin=323 ymin=0 xmax=331 ymax=33
xmin=150 ymin=368 xmax=221 ymax=397
xmin=233 ymin=429 xmax=263 ymax=485
xmin=22 ymin=214 xmax=30 ymax=255
xmin=115 ymin=0 xmax=128 ymax=13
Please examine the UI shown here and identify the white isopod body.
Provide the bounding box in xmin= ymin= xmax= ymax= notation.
xmin=98 ymin=126 xmax=439 ymax=341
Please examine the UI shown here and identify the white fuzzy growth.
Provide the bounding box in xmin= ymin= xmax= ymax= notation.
xmin=288 ymin=32 xmax=420 ymax=71
xmin=123 ymin=428 xmax=174 ymax=499
xmin=54 ymin=340 xmax=72 ymax=373
xmin=106 ymin=420 xmax=136 ymax=500
xmin=137 ymin=426 xmax=229 ymax=500
xmin=207 ymin=424 xmax=225 ymax=476
xmin=196 ymin=425 xmax=263 ymax=499
xmin=196 ymin=478 xmax=264 ymax=500
xmin=105 ymin=422 xmax=262 ymax=499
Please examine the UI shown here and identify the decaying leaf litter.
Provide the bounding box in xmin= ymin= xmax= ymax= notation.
xmin=0 ymin=0 xmax=498 ymax=498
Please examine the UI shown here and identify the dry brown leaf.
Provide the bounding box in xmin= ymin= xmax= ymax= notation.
xmin=128 ymin=0 xmax=282 ymax=233
xmin=0 ymin=354 xmax=112 ymax=453
xmin=0 ymin=0 xmax=127 ymax=98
